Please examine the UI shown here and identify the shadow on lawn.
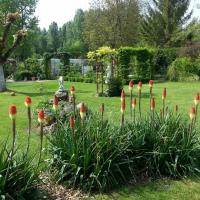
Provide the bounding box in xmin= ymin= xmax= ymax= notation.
xmin=7 ymin=89 xmax=53 ymax=97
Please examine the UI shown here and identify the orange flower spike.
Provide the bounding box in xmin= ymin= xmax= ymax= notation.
xmin=100 ymin=103 xmax=105 ymax=113
xmin=150 ymin=98 xmax=155 ymax=111
xmin=70 ymin=85 xmax=75 ymax=95
xmin=162 ymin=88 xmax=167 ymax=100
xmin=132 ymin=98 xmax=136 ymax=109
xmin=80 ymin=103 xmax=86 ymax=119
xmin=138 ymin=81 xmax=142 ymax=90
xmin=121 ymin=89 xmax=125 ymax=102
xmin=149 ymin=80 xmax=154 ymax=88
xmin=190 ymin=107 xmax=196 ymax=120
xmin=25 ymin=96 xmax=32 ymax=107
xmin=9 ymin=105 xmax=17 ymax=120
xmin=70 ymin=116 xmax=75 ymax=129
xmin=121 ymin=99 xmax=126 ymax=113
xmin=53 ymin=95 xmax=59 ymax=111
xmin=194 ymin=92 xmax=200 ymax=106
xmin=129 ymin=80 xmax=134 ymax=91
xmin=38 ymin=110 xmax=45 ymax=124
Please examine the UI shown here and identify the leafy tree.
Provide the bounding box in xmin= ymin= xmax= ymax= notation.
xmin=48 ymin=22 xmax=60 ymax=52
xmin=84 ymin=0 xmax=140 ymax=50
xmin=0 ymin=0 xmax=38 ymax=60
xmin=61 ymin=9 xmax=87 ymax=57
xmin=0 ymin=13 xmax=27 ymax=91
xmin=141 ymin=0 xmax=192 ymax=47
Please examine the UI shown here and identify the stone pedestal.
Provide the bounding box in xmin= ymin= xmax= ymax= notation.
xmin=55 ymin=89 xmax=69 ymax=101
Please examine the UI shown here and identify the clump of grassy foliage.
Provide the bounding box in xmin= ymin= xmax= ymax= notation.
xmin=48 ymin=111 xmax=200 ymax=192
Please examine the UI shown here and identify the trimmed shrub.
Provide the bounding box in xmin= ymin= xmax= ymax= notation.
xmin=152 ymin=48 xmax=177 ymax=75
xmin=106 ymin=78 xmax=123 ymax=97
xmin=118 ymin=47 xmax=154 ymax=81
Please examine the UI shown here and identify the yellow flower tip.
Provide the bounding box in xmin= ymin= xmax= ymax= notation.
xmin=9 ymin=114 xmax=16 ymax=120
xmin=194 ymin=100 xmax=199 ymax=106
xmin=53 ymin=105 xmax=58 ymax=111
xmin=38 ymin=118 xmax=44 ymax=124
xmin=80 ymin=112 xmax=86 ymax=119
xmin=190 ymin=113 xmax=195 ymax=120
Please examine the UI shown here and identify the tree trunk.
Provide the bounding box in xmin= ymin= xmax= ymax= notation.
xmin=0 ymin=64 xmax=6 ymax=92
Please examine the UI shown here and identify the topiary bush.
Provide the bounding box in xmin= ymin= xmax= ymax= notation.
xmin=106 ymin=78 xmax=123 ymax=97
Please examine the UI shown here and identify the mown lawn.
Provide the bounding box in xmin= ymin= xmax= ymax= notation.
xmin=1 ymin=80 xmax=200 ymax=199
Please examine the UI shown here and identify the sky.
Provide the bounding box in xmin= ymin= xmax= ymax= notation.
xmin=35 ymin=0 xmax=200 ymax=29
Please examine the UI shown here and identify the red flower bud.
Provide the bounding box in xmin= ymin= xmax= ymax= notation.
xmin=129 ymin=81 xmax=134 ymax=91
xmin=150 ymin=98 xmax=155 ymax=111
xmin=25 ymin=96 xmax=32 ymax=107
xmin=138 ymin=81 xmax=142 ymax=90
xmin=162 ymin=88 xmax=166 ymax=100
xmin=9 ymin=105 xmax=17 ymax=119
xmin=194 ymin=92 xmax=200 ymax=105
xmin=53 ymin=95 xmax=59 ymax=111
xmin=38 ymin=110 xmax=45 ymax=123
xmin=149 ymin=80 xmax=154 ymax=88
xmin=70 ymin=116 xmax=75 ymax=129
xmin=132 ymin=98 xmax=136 ymax=109
xmin=190 ymin=107 xmax=196 ymax=120
xmin=70 ymin=85 xmax=75 ymax=95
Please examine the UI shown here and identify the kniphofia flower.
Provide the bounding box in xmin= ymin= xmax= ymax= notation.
xmin=121 ymin=99 xmax=126 ymax=113
xmin=138 ymin=81 xmax=142 ymax=90
xmin=132 ymin=98 xmax=136 ymax=109
xmin=190 ymin=107 xmax=196 ymax=120
xmin=121 ymin=89 xmax=125 ymax=102
xmin=38 ymin=110 xmax=45 ymax=123
xmin=100 ymin=103 xmax=104 ymax=113
xmin=129 ymin=80 xmax=134 ymax=91
xmin=70 ymin=85 xmax=75 ymax=95
xmin=25 ymin=96 xmax=32 ymax=107
xmin=150 ymin=98 xmax=155 ymax=111
xmin=149 ymin=80 xmax=154 ymax=88
xmin=53 ymin=96 xmax=59 ymax=111
xmin=80 ymin=103 xmax=86 ymax=119
xmin=70 ymin=116 xmax=75 ymax=129
xmin=162 ymin=88 xmax=166 ymax=100
xmin=194 ymin=93 xmax=200 ymax=105
xmin=9 ymin=105 xmax=17 ymax=119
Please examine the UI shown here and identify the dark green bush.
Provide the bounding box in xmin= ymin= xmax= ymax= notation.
xmin=14 ymin=70 xmax=33 ymax=81
xmin=24 ymin=57 xmax=43 ymax=77
xmin=152 ymin=48 xmax=177 ymax=75
xmin=118 ymin=47 xmax=154 ymax=81
xmin=167 ymin=57 xmax=199 ymax=81
xmin=106 ymin=78 xmax=123 ymax=97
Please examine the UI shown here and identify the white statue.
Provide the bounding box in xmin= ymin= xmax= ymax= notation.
xmin=58 ymin=76 xmax=65 ymax=91
xmin=105 ymin=65 xmax=112 ymax=84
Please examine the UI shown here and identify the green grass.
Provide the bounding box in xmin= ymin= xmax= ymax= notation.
xmin=90 ymin=178 xmax=200 ymax=200
xmin=1 ymin=80 xmax=200 ymax=199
